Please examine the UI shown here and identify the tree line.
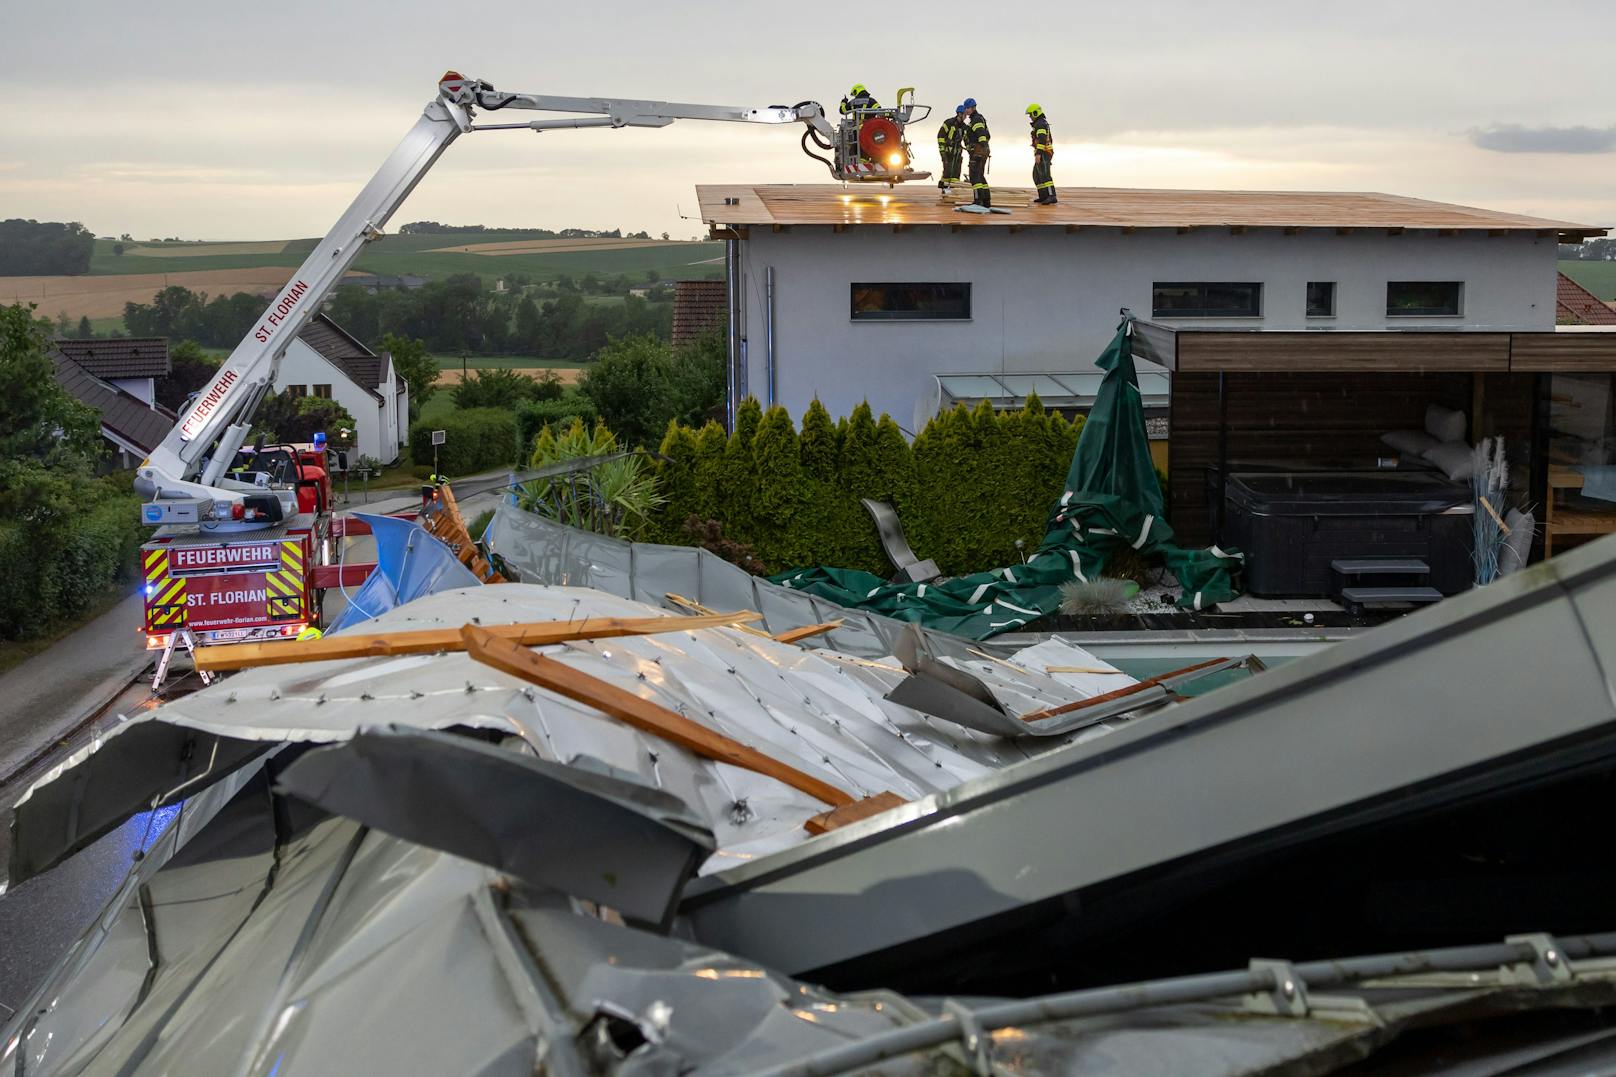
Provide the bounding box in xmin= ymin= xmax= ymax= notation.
xmin=399 ymin=221 xmax=654 ymax=239
xmin=122 ymin=273 xmax=678 ymax=361
xmin=1560 ymin=238 xmax=1616 ymax=261
xmin=0 ymin=220 xmax=96 ymax=276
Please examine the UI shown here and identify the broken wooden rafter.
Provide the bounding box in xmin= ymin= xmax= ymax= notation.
xmin=772 ymin=620 xmax=843 ymax=644
xmin=804 ymin=791 xmax=908 ymax=835
xmin=1020 ymin=657 xmax=1231 ymax=723
xmin=195 ymin=610 xmax=761 ymax=672
xmin=461 ymin=624 xmax=858 ymax=808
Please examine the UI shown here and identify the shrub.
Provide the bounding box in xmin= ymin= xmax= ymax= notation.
xmin=640 ymin=396 xmax=1084 ymax=576
xmin=578 ymin=331 xmax=725 ymax=448
xmin=0 ymin=489 xmax=142 ymax=640
xmin=515 ymin=390 xmax=597 ymax=451
xmin=252 ymin=392 xmax=356 ymax=446
xmin=452 ymin=367 xmax=540 ymax=410
xmin=408 ymin=407 xmax=520 ymax=475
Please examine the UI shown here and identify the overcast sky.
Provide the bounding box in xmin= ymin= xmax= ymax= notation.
xmin=3 ymin=0 xmax=1613 ymax=240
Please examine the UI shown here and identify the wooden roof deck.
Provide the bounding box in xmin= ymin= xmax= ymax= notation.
xmin=697 ymin=184 xmax=1605 ymax=239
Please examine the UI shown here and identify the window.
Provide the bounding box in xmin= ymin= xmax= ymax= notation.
xmin=850 ymin=282 xmax=971 ymax=321
xmin=312 ymin=384 xmax=333 ymax=399
xmin=1152 ymin=282 xmax=1262 ymax=318
xmin=1306 ymin=281 xmax=1336 ymax=318
xmin=1387 ymin=281 xmax=1462 ymax=317
xmin=285 ymin=384 xmax=307 ymax=398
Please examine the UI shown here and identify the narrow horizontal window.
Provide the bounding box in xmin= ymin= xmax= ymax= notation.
xmin=1152 ymin=282 xmax=1262 ymax=318
xmin=1307 ymin=281 xmax=1336 ymax=317
xmin=851 ymin=282 xmax=971 ymax=321
xmin=1387 ymin=281 xmax=1462 ymax=317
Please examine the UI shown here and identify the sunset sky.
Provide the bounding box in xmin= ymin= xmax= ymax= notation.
xmin=4 ymin=0 xmax=1613 ymax=240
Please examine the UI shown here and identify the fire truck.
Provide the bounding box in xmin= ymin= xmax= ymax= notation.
xmin=134 ymin=73 xmax=931 ymax=664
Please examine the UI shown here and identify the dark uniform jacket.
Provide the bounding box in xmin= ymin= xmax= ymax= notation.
xmin=1030 ymin=114 xmax=1053 ymax=156
xmin=840 ymin=92 xmax=879 ymax=114
xmin=937 ymin=115 xmax=965 ymax=154
xmin=965 ymin=111 xmax=990 ymax=155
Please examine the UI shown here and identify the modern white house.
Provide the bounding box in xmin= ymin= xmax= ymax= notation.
xmin=273 ymin=314 xmax=409 ymax=465
xmin=699 ymin=185 xmax=1599 ymax=432
xmin=701 ymin=184 xmax=1616 ymax=555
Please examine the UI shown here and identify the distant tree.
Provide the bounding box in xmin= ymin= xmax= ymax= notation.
xmin=381 ymin=332 xmax=438 ymax=419
xmin=119 ymin=233 xmax=132 ymax=243
xmin=0 ymin=304 xmax=102 ymax=478
xmin=579 ymin=331 xmax=725 ymax=448
xmin=452 ymin=367 xmax=538 ymax=410
xmin=112 ymin=243 xmax=125 ymax=257
xmin=75 ymin=315 xmax=93 ymax=339
xmin=661 ymin=232 xmax=670 ymax=241
xmin=56 ymin=311 xmax=72 ymax=335
xmin=0 ymin=220 xmax=96 ymax=276
xmin=155 ymin=340 xmax=221 ymax=412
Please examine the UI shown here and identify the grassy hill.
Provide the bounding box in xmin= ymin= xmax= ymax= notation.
xmin=88 ymin=233 xmax=723 ymax=286
xmin=1559 ymin=261 xmax=1616 ymax=302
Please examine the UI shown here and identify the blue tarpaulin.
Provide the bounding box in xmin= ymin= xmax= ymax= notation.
xmin=325 ymin=513 xmax=483 ymax=634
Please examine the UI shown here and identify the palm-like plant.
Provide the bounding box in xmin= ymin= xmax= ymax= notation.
xmin=516 ymin=419 xmax=663 ymax=538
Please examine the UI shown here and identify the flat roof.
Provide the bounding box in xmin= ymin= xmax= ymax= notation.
xmin=698 ymin=184 xmax=1605 ymax=239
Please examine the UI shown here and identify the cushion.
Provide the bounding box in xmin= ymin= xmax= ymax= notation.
xmin=1499 ymin=508 xmax=1534 ymax=576
xmin=1421 ymin=440 xmax=1475 ymax=482
xmin=1424 ymin=404 xmax=1467 ymax=443
xmin=1381 ymin=430 xmax=1438 ymax=457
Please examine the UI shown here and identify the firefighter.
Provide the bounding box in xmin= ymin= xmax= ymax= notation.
xmin=1027 ymin=103 xmax=1057 ymax=205
xmin=961 ymin=98 xmax=991 ymax=207
xmin=839 ymin=83 xmax=879 ymax=115
xmin=296 ymin=626 xmax=323 ymax=642
xmin=937 ymin=105 xmax=966 ymax=190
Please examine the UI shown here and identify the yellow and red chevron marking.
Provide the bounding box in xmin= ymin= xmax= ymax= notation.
xmin=145 ymin=576 xmax=187 ymax=630
xmin=279 ymin=539 xmax=304 ymax=575
xmin=142 ymin=548 xmax=170 ymax=584
xmin=265 ymin=553 xmax=305 ymax=620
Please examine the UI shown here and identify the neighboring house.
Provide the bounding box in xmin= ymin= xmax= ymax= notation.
xmin=49 ymin=344 xmax=178 ymax=469
xmin=274 ymin=314 xmax=409 ymax=465
xmin=670 ymin=279 xmax=725 ymax=348
xmin=701 ymin=184 xmax=1616 ymax=546
xmin=1556 ymin=271 xmax=1616 ymax=325
xmin=52 ymin=337 xmax=169 ymax=406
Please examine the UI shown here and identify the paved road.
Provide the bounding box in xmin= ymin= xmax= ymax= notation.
xmin=0 ymin=590 xmax=150 ymax=784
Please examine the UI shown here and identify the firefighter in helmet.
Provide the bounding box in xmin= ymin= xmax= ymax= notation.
xmin=1027 ymin=103 xmax=1057 ymax=205
xmin=839 ymin=83 xmax=879 ymax=115
xmin=937 ymin=104 xmax=966 ymax=190
xmin=961 ymin=98 xmax=991 ymax=208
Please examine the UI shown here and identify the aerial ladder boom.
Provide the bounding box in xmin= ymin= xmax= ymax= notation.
xmin=138 ymin=73 xmax=899 ymax=530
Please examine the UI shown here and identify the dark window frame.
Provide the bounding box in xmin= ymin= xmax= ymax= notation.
xmin=312 ymin=383 xmax=334 ymax=399
xmin=850 ymin=281 xmax=972 ymax=322
xmin=1151 ymin=281 xmax=1264 ymax=319
xmin=1386 ymin=280 xmax=1463 ymax=317
xmin=1306 ymin=281 xmax=1337 ymax=318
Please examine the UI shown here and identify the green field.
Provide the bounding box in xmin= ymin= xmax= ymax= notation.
xmin=88 ymin=234 xmax=723 ymax=286
xmin=433 ymin=355 xmax=584 ymax=370
xmin=1560 ymin=261 xmax=1616 ymax=302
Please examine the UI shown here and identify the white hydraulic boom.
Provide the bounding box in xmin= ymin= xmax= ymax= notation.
xmin=137 ymin=72 xmax=917 ymax=530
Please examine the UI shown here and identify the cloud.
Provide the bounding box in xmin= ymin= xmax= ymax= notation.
xmin=1470 ymin=124 xmax=1616 ymax=154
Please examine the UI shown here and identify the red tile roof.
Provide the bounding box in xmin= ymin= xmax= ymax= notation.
xmin=1556 ymin=271 xmax=1616 ymax=325
xmin=671 ymin=279 xmax=726 ymax=348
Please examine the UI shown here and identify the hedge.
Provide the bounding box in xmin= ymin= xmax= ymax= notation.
xmin=649 ymin=395 xmax=1082 ymax=577
xmin=515 ymin=392 xmax=598 ymax=451
xmin=0 ymin=493 xmax=144 ymax=640
xmin=409 ymin=407 xmax=520 ymax=475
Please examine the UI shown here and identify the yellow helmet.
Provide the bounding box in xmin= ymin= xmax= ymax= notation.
xmin=851 ymin=83 xmax=867 ymax=95
xmin=296 ymin=626 xmax=324 ymax=642
xmin=1026 ymin=103 xmax=1043 ymax=117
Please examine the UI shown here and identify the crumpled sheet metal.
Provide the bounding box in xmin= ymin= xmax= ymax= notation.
xmin=4 ymin=761 xmax=936 ymax=1077
xmin=490 ymin=501 xmax=1006 ymax=661
xmin=9 ymin=585 xmax=1128 ymax=886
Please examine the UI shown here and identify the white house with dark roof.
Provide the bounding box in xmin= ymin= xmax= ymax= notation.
xmin=49 ymin=340 xmax=177 ymax=469
xmin=273 ymin=313 xmax=409 ymax=464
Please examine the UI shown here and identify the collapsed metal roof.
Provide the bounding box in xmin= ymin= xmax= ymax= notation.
xmin=6 ymin=513 xmax=1616 ymax=1073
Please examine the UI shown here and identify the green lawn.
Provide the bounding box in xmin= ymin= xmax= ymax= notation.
xmin=1560 ymin=261 xmax=1616 ymax=302
xmin=418 ymin=393 xmax=459 ymax=423
xmin=87 ymin=235 xmax=723 ymax=288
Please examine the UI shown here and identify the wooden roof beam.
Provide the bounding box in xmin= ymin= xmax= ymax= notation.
xmin=1283 ymin=226 xmax=1300 ymax=236
xmin=1065 ymin=224 xmax=1083 ymax=234
xmin=195 ymin=610 xmax=763 ymax=672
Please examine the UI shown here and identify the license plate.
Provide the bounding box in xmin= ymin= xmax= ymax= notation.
xmin=209 ymin=628 xmax=251 ymax=642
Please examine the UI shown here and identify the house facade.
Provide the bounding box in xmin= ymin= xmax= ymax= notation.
xmin=702 ymin=184 xmax=1616 ymax=559
xmin=49 ymin=339 xmax=176 ymax=469
xmin=700 ymin=185 xmax=1585 ymax=434
xmin=273 ymin=314 xmax=409 ymax=465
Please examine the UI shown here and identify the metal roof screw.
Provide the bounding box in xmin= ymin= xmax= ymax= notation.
xmin=268 ymin=689 xmax=280 ymax=701
xmin=224 ymin=692 xmax=237 ymax=704
xmin=315 ymin=694 xmax=326 ymax=706
xmin=465 ymin=681 xmax=476 ymax=694
xmin=522 ymin=688 xmax=535 ymax=701
xmin=360 ymin=692 xmax=374 ymax=702
xmin=637 ymin=672 xmax=647 ymax=680
xmin=410 ymin=690 xmax=424 ymax=700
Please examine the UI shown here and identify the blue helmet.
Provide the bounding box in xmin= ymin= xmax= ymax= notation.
xmin=955 ymin=104 xmax=966 ymax=114
xmin=962 ymin=97 xmax=977 ymax=108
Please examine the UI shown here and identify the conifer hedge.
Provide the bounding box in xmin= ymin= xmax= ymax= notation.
xmin=650 ymin=396 xmax=1082 ymax=577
